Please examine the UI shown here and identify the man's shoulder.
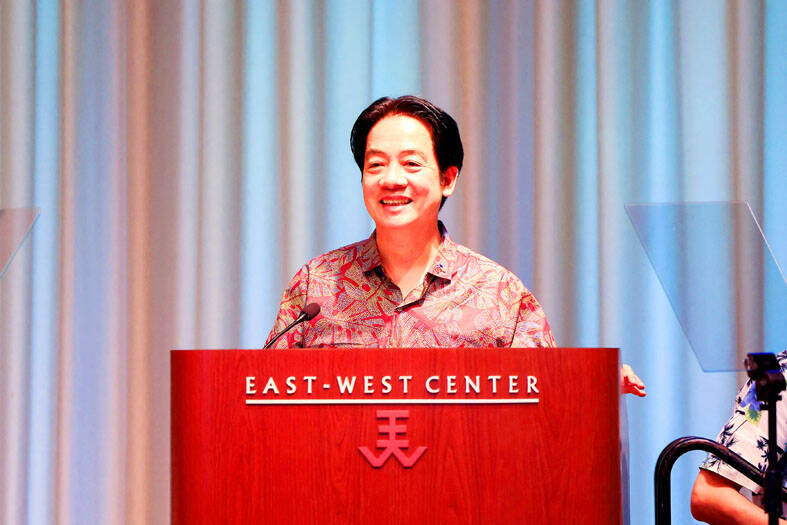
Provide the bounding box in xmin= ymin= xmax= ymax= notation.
xmin=302 ymin=238 xmax=373 ymax=274
xmin=446 ymin=240 xmax=529 ymax=293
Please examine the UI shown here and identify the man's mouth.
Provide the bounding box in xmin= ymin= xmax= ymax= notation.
xmin=380 ymin=198 xmax=412 ymax=206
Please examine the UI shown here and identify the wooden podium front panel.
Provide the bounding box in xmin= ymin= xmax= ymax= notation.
xmin=171 ymin=348 xmax=621 ymax=524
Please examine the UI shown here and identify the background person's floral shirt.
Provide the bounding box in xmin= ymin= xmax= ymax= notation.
xmin=701 ymin=350 xmax=787 ymax=508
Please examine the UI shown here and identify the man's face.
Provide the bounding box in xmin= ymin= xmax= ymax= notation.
xmin=362 ymin=114 xmax=457 ymax=232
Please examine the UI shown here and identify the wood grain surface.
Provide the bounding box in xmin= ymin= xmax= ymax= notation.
xmin=171 ymin=348 xmax=621 ymax=524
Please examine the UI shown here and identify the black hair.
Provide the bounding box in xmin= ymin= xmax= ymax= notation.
xmin=350 ymin=95 xmax=464 ymax=209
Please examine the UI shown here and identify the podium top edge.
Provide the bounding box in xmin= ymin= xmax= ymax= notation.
xmin=170 ymin=347 xmax=620 ymax=352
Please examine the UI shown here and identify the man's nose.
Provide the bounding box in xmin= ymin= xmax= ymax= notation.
xmin=379 ymin=167 xmax=407 ymax=187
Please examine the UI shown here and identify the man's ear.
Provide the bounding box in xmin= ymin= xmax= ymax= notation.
xmin=440 ymin=166 xmax=459 ymax=197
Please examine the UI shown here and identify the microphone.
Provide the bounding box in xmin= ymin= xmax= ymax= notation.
xmin=263 ymin=303 xmax=321 ymax=349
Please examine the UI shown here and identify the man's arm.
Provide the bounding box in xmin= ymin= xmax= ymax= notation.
xmin=691 ymin=469 xmax=786 ymax=524
xmin=509 ymin=292 xmax=556 ymax=348
xmin=264 ymin=265 xmax=310 ymax=348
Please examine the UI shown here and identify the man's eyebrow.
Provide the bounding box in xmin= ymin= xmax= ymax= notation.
xmin=398 ymin=149 xmax=426 ymax=157
xmin=364 ymin=149 xmax=387 ymax=158
xmin=364 ymin=148 xmax=427 ymax=159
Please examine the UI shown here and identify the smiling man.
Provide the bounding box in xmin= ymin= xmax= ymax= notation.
xmin=265 ymin=95 xmax=555 ymax=349
xmin=264 ymin=95 xmax=645 ymax=395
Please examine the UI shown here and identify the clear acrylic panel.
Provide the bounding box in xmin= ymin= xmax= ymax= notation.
xmin=0 ymin=208 xmax=40 ymax=283
xmin=625 ymin=202 xmax=787 ymax=372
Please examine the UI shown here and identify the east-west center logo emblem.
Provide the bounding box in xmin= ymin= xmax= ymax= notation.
xmin=358 ymin=409 xmax=427 ymax=468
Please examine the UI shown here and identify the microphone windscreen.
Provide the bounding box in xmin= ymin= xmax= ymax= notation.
xmin=303 ymin=302 xmax=321 ymax=321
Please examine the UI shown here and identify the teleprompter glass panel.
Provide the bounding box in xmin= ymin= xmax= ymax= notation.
xmin=0 ymin=208 xmax=40 ymax=284
xmin=625 ymin=202 xmax=787 ymax=372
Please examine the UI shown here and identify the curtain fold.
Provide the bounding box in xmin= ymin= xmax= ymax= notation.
xmin=1 ymin=3 xmax=35 ymax=524
xmin=1 ymin=1 xmax=785 ymax=523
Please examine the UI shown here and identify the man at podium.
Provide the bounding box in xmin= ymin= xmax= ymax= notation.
xmin=265 ymin=95 xmax=644 ymax=396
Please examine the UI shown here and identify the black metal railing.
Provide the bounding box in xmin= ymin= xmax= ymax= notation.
xmin=654 ymin=436 xmax=787 ymax=524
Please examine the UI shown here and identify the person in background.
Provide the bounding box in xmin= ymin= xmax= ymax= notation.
xmin=692 ymin=351 xmax=787 ymax=524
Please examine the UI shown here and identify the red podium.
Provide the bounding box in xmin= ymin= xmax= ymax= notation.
xmin=171 ymin=348 xmax=621 ymax=524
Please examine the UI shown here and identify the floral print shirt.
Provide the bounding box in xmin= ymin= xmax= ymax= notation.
xmin=265 ymin=223 xmax=556 ymax=349
xmin=701 ymin=350 xmax=787 ymax=504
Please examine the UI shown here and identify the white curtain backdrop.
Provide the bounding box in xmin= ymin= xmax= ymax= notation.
xmin=1 ymin=1 xmax=785 ymax=523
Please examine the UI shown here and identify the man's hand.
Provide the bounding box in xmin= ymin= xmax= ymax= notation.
xmin=621 ymin=364 xmax=646 ymax=397
xmin=691 ymin=469 xmax=787 ymax=524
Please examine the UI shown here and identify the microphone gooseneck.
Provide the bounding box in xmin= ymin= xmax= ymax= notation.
xmin=263 ymin=303 xmax=321 ymax=349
